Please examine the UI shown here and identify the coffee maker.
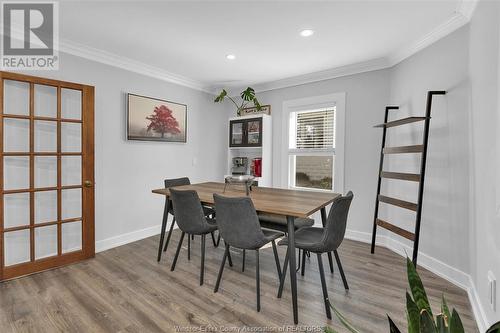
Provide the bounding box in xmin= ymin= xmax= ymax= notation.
xmin=231 ymin=157 xmax=248 ymax=175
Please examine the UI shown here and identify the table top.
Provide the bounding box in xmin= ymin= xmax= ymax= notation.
xmin=152 ymin=181 xmax=340 ymax=218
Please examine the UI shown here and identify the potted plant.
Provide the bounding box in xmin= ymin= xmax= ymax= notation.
xmin=325 ymin=257 xmax=500 ymax=333
xmin=214 ymin=87 xmax=262 ymax=116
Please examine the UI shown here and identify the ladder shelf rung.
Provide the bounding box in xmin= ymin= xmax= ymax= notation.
xmin=376 ymin=219 xmax=415 ymax=241
xmin=383 ymin=145 xmax=424 ymax=154
xmin=374 ymin=117 xmax=429 ymax=128
xmin=378 ymin=195 xmax=418 ymax=211
xmin=380 ymin=171 xmax=421 ymax=182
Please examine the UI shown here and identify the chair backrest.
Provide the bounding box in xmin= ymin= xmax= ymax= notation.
xmin=164 ymin=177 xmax=190 ymax=188
xmin=164 ymin=177 xmax=191 ymax=214
xmin=321 ymin=191 xmax=354 ymax=252
xmin=213 ymin=194 xmax=269 ymax=250
xmin=170 ymin=189 xmax=208 ymax=234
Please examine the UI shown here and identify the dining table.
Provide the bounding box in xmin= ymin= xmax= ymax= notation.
xmin=152 ymin=181 xmax=340 ymax=324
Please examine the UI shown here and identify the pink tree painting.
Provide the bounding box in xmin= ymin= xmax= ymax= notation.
xmin=146 ymin=105 xmax=181 ymax=138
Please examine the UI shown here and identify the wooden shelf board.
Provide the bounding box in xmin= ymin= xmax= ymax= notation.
xmin=376 ymin=219 xmax=415 ymax=241
xmin=380 ymin=171 xmax=421 ymax=182
xmin=374 ymin=117 xmax=429 ymax=128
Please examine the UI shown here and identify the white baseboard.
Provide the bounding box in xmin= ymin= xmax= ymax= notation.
xmin=95 ymin=225 xmax=165 ymax=253
xmin=344 ymin=228 xmax=489 ymax=331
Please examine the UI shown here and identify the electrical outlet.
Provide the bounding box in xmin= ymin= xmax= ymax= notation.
xmin=488 ymin=271 xmax=497 ymax=312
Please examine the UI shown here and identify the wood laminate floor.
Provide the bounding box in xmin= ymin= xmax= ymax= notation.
xmin=0 ymin=230 xmax=478 ymax=332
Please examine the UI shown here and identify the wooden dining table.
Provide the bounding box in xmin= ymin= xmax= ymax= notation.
xmin=152 ymin=181 xmax=340 ymax=324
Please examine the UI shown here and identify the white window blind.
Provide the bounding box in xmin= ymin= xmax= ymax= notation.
xmin=294 ymin=109 xmax=335 ymax=150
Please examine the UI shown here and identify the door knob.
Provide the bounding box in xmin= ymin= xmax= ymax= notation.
xmin=84 ymin=180 xmax=93 ymax=188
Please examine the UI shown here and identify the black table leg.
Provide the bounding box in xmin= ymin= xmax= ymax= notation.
xmin=157 ymin=198 xmax=170 ymax=262
xmin=320 ymin=207 xmax=334 ymax=273
xmin=287 ymin=215 xmax=298 ymax=324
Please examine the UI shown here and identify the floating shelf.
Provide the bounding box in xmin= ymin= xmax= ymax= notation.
xmin=374 ymin=116 xmax=429 ymax=128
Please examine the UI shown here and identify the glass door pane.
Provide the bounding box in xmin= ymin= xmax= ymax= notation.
xmin=230 ymin=121 xmax=244 ymax=146
xmin=4 ymin=230 xmax=30 ymax=266
xmin=4 ymin=80 xmax=29 ymax=115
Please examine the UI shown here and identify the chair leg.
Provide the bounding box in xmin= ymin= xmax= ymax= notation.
xmin=211 ymin=231 xmax=220 ymax=247
xmin=277 ymin=247 xmax=289 ymax=298
xmin=171 ymin=231 xmax=185 ymax=271
xmin=224 ymin=241 xmax=233 ymax=267
xmin=162 ymin=216 xmax=176 ymax=253
xmin=334 ymin=250 xmax=349 ymax=290
xmin=301 ymin=249 xmax=306 ymax=276
xmin=188 ymin=234 xmax=191 ymax=261
xmin=317 ymin=253 xmax=332 ymax=319
xmin=200 ymin=234 xmax=206 ymax=286
xmin=214 ymin=244 xmax=229 ymax=293
xmin=296 ymin=249 xmax=301 ymax=272
xmin=327 ymin=252 xmax=334 ymax=274
xmin=271 ymin=240 xmax=282 ymax=280
xmin=256 ymin=249 xmax=260 ymax=312
xmin=242 ymin=249 xmax=246 ymax=272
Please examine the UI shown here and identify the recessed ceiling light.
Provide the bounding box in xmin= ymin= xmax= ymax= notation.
xmin=226 ymin=54 xmax=236 ymax=60
xmin=300 ymin=29 xmax=314 ymax=37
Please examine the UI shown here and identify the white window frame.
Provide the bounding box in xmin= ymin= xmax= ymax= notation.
xmin=281 ymin=93 xmax=345 ymax=193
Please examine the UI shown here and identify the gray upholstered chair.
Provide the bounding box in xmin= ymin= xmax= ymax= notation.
xmin=169 ymin=189 xmax=218 ymax=285
xmin=277 ymin=191 xmax=353 ymax=319
xmin=158 ymin=177 xmax=217 ymax=262
xmin=213 ymin=194 xmax=283 ymax=312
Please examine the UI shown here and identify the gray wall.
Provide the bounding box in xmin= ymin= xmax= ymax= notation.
xmin=386 ymin=26 xmax=471 ymax=274
xmin=469 ymin=0 xmax=500 ymax=327
xmin=19 ymin=52 xmax=227 ymax=250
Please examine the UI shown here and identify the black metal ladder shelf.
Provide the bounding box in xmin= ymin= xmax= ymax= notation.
xmin=370 ymin=91 xmax=446 ymax=264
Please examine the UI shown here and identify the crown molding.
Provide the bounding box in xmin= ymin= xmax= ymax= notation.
xmin=230 ymin=57 xmax=390 ymax=93
xmin=387 ymin=11 xmax=469 ymax=66
xmin=58 ymin=39 xmax=213 ymax=93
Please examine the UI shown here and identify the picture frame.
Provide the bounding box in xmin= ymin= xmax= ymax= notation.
xmin=127 ymin=93 xmax=187 ymax=143
xmin=240 ymin=104 xmax=271 ymax=116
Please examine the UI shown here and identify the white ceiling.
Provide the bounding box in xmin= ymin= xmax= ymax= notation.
xmin=58 ymin=1 xmax=474 ymax=92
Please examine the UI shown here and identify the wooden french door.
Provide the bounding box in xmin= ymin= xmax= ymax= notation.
xmin=0 ymin=71 xmax=94 ymax=281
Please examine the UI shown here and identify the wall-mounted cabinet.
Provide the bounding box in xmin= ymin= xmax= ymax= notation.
xmin=226 ymin=114 xmax=272 ymax=187
xmin=229 ymin=117 xmax=263 ymax=147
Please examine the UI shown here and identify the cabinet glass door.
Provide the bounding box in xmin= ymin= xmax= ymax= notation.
xmin=246 ymin=119 xmax=262 ymax=146
xmin=230 ymin=121 xmax=244 ymax=146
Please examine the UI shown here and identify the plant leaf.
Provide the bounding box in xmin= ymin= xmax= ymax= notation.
xmin=406 ymin=292 xmax=420 ymax=333
xmin=240 ymin=87 xmax=255 ymax=101
xmin=436 ymin=314 xmax=448 ymax=333
xmin=448 ymin=309 xmax=465 ymax=333
xmin=253 ymin=98 xmax=262 ymax=110
xmin=323 ymin=326 xmax=340 ymax=333
xmin=214 ymin=89 xmax=227 ymax=103
xmin=420 ymin=309 xmax=437 ymax=333
xmin=407 ymin=257 xmax=433 ymax=317
xmin=486 ymin=321 xmax=500 ymax=333
xmin=329 ymin=302 xmax=361 ymax=333
xmin=441 ymin=295 xmax=450 ymax=326
xmin=388 ymin=316 xmax=403 ymax=333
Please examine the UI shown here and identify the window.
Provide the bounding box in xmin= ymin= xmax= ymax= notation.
xmin=288 ymin=108 xmax=335 ymax=191
xmin=281 ymin=93 xmax=344 ymax=193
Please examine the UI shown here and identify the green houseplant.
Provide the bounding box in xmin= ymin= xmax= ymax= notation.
xmin=214 ymin=87 xmax=262 ymax=116
xmin=325 ymin=257 xmax=500 ymax=333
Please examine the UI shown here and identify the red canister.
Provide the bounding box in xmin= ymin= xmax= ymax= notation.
xmin=253 ymin=158 xmax=262 ymax=177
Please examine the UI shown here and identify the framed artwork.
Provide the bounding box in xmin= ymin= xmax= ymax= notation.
xmin=240 ymin=104 xmax=271 ymax=116
xmin=127 ymin=93 xmax=187 ymax=142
